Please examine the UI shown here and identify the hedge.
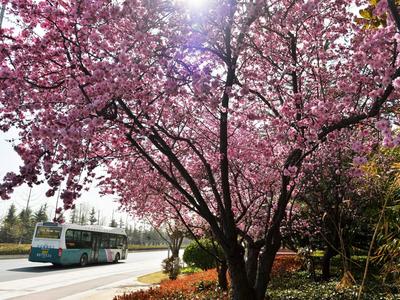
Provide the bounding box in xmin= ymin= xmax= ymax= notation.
xmin=0 ymin=243 xmax=31 ymax=255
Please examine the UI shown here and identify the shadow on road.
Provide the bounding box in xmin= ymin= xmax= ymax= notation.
xmin=8 ymin=262 xmax=124 ymax=273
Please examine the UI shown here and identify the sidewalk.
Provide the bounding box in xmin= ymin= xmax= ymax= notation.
xmin=59 ymin=277 xmax=153 ymax=300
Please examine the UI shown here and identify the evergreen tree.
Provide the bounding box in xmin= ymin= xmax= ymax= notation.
xmin=0 ymin=204 xmax=19 ymax=243
xmin=69 ymin=208 xmax=77 ymax=224
xmin=119 ymin=217 xmax=124 ymax=228
xmin=89 ymin=207 xmax=97 ymax=225
xmin=79 ymin=212 xmax=87 ymax=225
xmin=34 ymin=204 xmax=48 ymax=223
xmin=18 ymin=207 xmax=33 ymax=243
xmin=5 ymin=204 xmax=18 ymax=225
xmin=110 ymin=219 xmax=118 ymax=227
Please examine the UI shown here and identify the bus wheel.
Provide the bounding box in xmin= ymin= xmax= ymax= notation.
xmin=52 ymin=263 xmax=61 ymax=267
xmin=80 ymin=254 xmax=88 ymax=267
xmin=113 ymin=253 xmax=120 ymax=263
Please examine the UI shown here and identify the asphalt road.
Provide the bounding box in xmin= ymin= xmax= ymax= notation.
xmin=0 ymin=250 xmax=168 ymax=300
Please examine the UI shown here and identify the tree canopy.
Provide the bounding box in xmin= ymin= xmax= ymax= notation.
xmin=1 ymin=0 xmax=400 ymax=299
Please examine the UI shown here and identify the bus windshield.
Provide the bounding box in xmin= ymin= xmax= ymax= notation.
xmin=35 ymin=226 xmax=62 ymax=239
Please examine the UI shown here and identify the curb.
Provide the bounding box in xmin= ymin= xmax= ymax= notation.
xmin=59 ymin=277 xmax=154 ymax=300
xmin=0 ymin=254 xmax=29 ymax=260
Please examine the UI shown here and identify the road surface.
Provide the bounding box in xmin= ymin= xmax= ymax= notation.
xmin=0 ymin=250 xmax=168 ymax=300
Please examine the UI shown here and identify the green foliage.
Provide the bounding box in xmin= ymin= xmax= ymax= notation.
xmin=374 ymin=201 xmax=400 ymax=282
xmin=268 ymin=271 xmax=398 ymax=300
xmin=0 ymin=243 xmax=31 ymax=255
xmin=355 ymin=0 xmax=400 ymax=29
xmin=89 ymin=207 xmax=97 ymax=225
xmin=70 ymin=208 xmax=77 ymax=223
xmin=17 ymin=208 xmax=34 ymax=243
xmin=33 ymin=204 xmax=48 ymax=223
xmin=195 ymin=280 xmax=217 ymax=292
xmin=0 ymin=204 xmax=20 ymax=243
xmin=183 ymin=239 xmax=223 ymax=270
xmin=127 ymin=244 xmax=168 ymax=250
xmin=109 ymin=218 xmax=118 ymax=227
xmin=162 ymin=256 xmax=180 ymax=280
xmin=5 ymin=204 xmax=18 ymax=225
xmin=0 ymin=204 xmax=50 ymax=244
xmin=361 ymin=147 xmax=400 ymax=283
xmin=180 ymin=266 xmax=202 ymax=274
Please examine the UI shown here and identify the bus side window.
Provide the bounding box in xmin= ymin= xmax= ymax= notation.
xmin=116 ymin=237 xmax=120 ymax=249
xmin=119 ymin=236 xmax=127 ymax=249
xmin=109 ymin=235 xmax=117 ymax=249
xmin=66 ymin=230 xmax=75 ymax=249
xmin=74 ymin=231 xmax=82 ymax=248
xmin=81 ymin=231 xmax=91 ymax=248
xmin=101 ymin=234 xmax=109 ymax=248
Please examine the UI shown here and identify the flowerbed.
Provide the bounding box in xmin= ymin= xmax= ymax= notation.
xmin=114 ymin=255 xmax=300 ymax=300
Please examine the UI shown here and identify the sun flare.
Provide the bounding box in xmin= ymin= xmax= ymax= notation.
xmin=178 ymin=0 xmax=209 ymax=11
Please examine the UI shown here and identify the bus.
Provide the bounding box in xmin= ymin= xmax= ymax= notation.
xmin=29 ymin=222 xmax=128 ymax=266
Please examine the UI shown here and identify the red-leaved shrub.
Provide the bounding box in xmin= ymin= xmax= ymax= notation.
xmin=114 ymin=255 xmax=300 ymax=300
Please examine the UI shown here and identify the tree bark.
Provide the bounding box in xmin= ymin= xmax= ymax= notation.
xmin=217 ymin=260 xmax=228 ymax=291
xmin=246 ymin=243 xmax=261 ymax=287
xmin=253 ymin=229 xmax=282 ymax=300
xmin=322 ymin=244 xmax=336 ymax=281
xmin=226 ymin=244 xmax=257 ymax=300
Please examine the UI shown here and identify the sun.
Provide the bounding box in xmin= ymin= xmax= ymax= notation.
xmin=178 ymin=0 xmax=209 ymax=11
xmin=187 ymin=0 xmax=206 ymax=9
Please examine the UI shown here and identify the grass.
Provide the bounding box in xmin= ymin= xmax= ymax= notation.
xmin=137 ymin=267 xmax=202 ymax=284
xmin=137 ymin=271 xmax=169 ymax=284
xmin=127 ymin=244 xmax=169 ymax=251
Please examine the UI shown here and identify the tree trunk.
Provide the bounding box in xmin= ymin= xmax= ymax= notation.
xmin=171 ymin=248 xmax=179 ymax=259
xmin=217 ymin=260 xmax=228 ymax=291
xmin=226 ymin=245 xmax=256 ymax=300
xmin=246 ymin=244 xmax=261 ymax=287
xmin=322 ymin=245 xmax=336 ymax=281
xmin=254 ymin=231 xmax=281 ymax=300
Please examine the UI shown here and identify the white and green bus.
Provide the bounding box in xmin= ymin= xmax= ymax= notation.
xmin=29 ymin=222 xmax=128 ymax=266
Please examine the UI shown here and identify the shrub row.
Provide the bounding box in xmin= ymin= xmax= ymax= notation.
xmin=114 ymin=269 xmax=225 ymax=300
xmin=0 ymin=243 xmax=31 ymax=255
xmin=128 ymin=245 xmax=169 ymax=251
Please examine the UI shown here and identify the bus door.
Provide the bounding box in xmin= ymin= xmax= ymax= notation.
xmin=91 ymin=233 xmax=101 ymax=263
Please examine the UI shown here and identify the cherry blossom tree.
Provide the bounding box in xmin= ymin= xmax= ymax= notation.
xmin=2 ymin=0 xmax=400 ymax=299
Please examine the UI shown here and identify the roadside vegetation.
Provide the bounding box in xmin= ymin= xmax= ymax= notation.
xmin=128 ymin=245 xmax=169 ymax=251
xmin=0 ymin=243 xmax=31 ymax=255
xmin=116 ymin=253 xmax=400 ymax=300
